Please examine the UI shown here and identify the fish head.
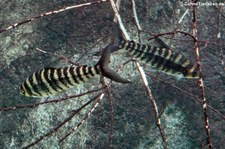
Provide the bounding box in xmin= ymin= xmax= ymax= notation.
xmin=19 ymin=84 xmax=26 ymax=96
xmin=19 ymin=83 xmax=33 ymax=97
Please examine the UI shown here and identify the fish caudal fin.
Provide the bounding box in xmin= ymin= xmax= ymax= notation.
xmin=96 ymin=43 xmax=131 ymax=83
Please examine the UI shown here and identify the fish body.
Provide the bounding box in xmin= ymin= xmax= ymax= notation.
xmin=20 ymin=65 xmax=102 ymax=97
xmin=118 ymin=39 xmax=199 ymax=78
xmin=20 ymin=43 xmax=130 ymax=97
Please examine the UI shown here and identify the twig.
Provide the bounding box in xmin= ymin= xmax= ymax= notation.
xmin=22 ymin=90 xmax=103 ymax=149
xmin=135 ymin=61 xmax=168 ymax=149
xmin=147 ymin=30 xmax=197 ymax=42
xmin=75 ymin=35 xmax=108 ymax=62
xmin=0 ymin=0 xmax=108 ymax=34
xmin=22 ymin=110 xmax=77 ymax=149
xmin=36 ymin=48 xmax=78 ymax=66
xmin=131 ymin=0 xmax=142 ymax=42
xmin=110 ymin=0 xmax=130 ymax=40
xmin=147 ymin=72 xmax=225 ymax=121
xmin=144 ymin=30 xmax=218 ymax=46
xmin=211 ymin=0 xmax=225 ymax=18
xmin=131 ymin=0 xmax=142 ymax=30
xmin=192 ymin=2 xmax=213 ymax=149
xmin=215 ymin=3 xmax=225 ymax=67
xmin=0 ymin=87 xmax=104 ymax=112
xmin=105 ymin=86 xmax=114 ymax=149
xmin=59 ymin=86 xmax=107 ymax=142
xmin=178 ymin=9 xmax=189 ymax=24
xmin=112 ymin=3 xmax=168 ymax=147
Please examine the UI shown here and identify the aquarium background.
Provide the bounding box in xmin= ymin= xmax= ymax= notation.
xmin=0 ymin=0 xmax=224 ymax=149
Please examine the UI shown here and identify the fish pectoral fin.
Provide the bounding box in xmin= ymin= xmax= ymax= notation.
xmin=102 ymin=67 xmax=131 ymax=84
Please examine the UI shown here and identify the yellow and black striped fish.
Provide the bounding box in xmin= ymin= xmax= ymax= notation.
xmin=20 ymin=65 xmax=101 ymax=97
xmin=118 ymin=39 xmax=199 ymax=78
xmin=20 ymin=44 xmax=130 ymax=97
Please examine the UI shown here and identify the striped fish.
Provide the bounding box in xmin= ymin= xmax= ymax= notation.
xmin=20 ymin=44 xmax=130 ymax=97
xmin=118 ymin=39 xmax=199 ymax=78
xmin=20 ymin=65 xmax=101 ymax=97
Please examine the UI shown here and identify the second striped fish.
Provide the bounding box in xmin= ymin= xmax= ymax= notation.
xmin=118 ymin=39 xmax=199 ymax=78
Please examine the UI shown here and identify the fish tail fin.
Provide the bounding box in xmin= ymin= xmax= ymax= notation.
xmin=100 ymin=66 xmax=131 ymax=83
xmin=96 ymin=43 xmax=131 ymax=84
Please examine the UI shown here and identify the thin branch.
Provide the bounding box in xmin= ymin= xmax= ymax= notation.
xmin=131 ymin=0 xmax=142 ymax=42
xmin=75 ymin=35 xmax=109 ymax=62
xmin=131 ymin=0 xmax=142 ymax=31
xmin=178 ymin=9 xmax=189 ymax=24
xmin=211 ymin=0 xmax=225 ymax=18
xmin=22 ymin=90 xmax=103 ymax=149
xmin=147 ymin=72 xmax=225 ymax=121
xmin=0 ymin=87 xmax=104 ymax=112
xmin=192 ymin=2 xmax=213 ymax=149
xmin=105 ymin=86 xmax=114 ymax=149
xmin=59 ymin=86 xmax=108 ymax=142
xmin=22 ymin=110 xmax=77 ymax=149
xmin=147 ymin=30 xmax=197 ymax=42
xmin=135 ymin=61 xmax=168 ymax=149
xmin=110 ymin=0 xmax=130 ymax=40
xmin=36 ymin=48 xmax=78 ymax=66
xmin=215 ymin=2 xmax=225 ymax=67
xmin=0 ymin=0 xmax=108 ymax=34
xmin=144 ymin=30 xmax=219 ymax=46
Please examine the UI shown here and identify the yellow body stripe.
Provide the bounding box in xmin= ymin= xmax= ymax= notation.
xmin=25 ymin=78 xmax=38 ymax=96
xmin=90 ymin=66 xmax=97 ymax=75
xmin=53 ymin=69 xmax=68 ymax=90
xmin=181 ymin=60 xmax=191 ymax=67
xmin=39 ymin=70 xmax=53 ymax=95
xmin=32 ymin=73 xmax=38 ymax=85
xmin=47 ymin=69 xmax=61 ymax=93
xmin=78 ymin=67 xmax=87 ymax=81
xmin=174 ymin=54 xmax=183 ymax=64
xmin=66 ymin=67 xmax=77 ymax=85
xmin=21 ymin=83 xmax=29 ymax=96
xmin=164 ymin=50 xmax=172 ymax=60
